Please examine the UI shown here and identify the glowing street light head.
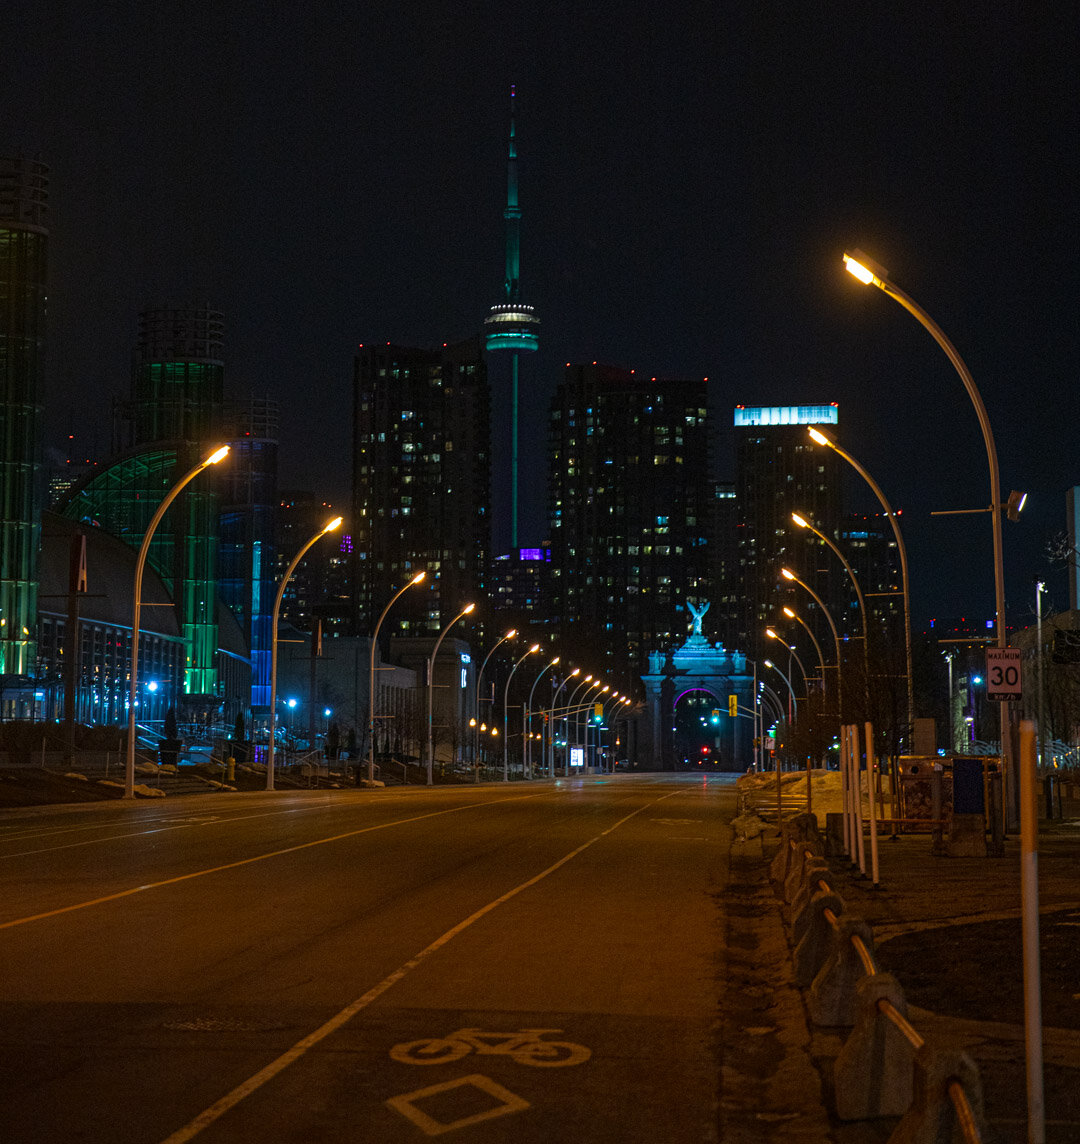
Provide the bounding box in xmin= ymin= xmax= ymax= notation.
xmin=791 ymin=512 xmax=809 ymax=529
xmin=807 ymin=426 xmax=832 ymax=448
xmin=462 ymin=603 xmax=476 ymax=616
xmin=783 ymin=607 xmax=796 ymax=619
xmin=843 ymin=249 xmax=888 ymax=286
xmin=410 ymin=570 xmax=427 ymax=585
xmin=569 ymin=667 xmax=581 ymax=677
xmin=765 ymin=628 xmax=779 ymax=641
xmin=528 ymin=643 xmax=541 ymax=654
xmin=584 ymin=674 xmax=593 ymax=682
xmin=323 ymin=515 xmax=344 ymax=533
xmin=781 ymin=567 xmax=796 ymax=582
xmin=206 ymin=445 xmax=230 ymax=465
xmin=549 ymin=655 xmax=560 ymax=666
xmin=505 ymin=628 xmax=518 ymax=639
xmin=764 ymin=659 xmax=775 ymax=670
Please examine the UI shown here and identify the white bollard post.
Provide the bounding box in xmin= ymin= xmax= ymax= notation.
xmin=864 ymin=720 xmax=880 ymax=888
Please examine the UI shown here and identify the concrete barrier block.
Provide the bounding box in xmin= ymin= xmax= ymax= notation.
xmin=792 ymin=889 xmax=846 ymax=986
xmin=769 ymin=835 xmax=795 ymax=884
xmin=834 ymin=973 xmax=915 ymax=1120
xmin=789 ymin=857 xmax=832 ymax=920
xmin=792 ymin=880 xmax=842 ymax=946
xmin=946 ymin=812 xmax=987 ymax=857
xmin=887 ymin=1043 xmax=987 ymax=1144
xmin=784 ymin=838 xmax=824 ymax=904
xmin=808 ymin=916 xmax=875 ymax=1026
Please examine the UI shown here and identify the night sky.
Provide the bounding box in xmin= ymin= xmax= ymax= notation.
xmin=3 ymin=3 xmax=1078 ymax=631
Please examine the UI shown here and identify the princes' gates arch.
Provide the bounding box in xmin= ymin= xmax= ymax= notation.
xmin=639 ymin=602 xmax=755 ymax=771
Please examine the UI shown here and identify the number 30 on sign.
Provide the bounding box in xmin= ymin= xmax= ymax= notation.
xmin=985 ymin=647 xmax=1022 ymax=701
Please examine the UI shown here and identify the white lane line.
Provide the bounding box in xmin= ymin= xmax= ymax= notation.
xmin=0 ymin=793 xmax=546 ymax=932
xmin=156 ymin=787 xmax=681 ymax=1144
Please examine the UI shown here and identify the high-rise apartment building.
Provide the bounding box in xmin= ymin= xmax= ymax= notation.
xmin=0 ymin=157 xmax=47 ymax=681
xmin=547 ymin=364 xmax=713 ymax=690
xmin=351 ymin=338 xmax=490 ymax=638
xmin=734 ymin=404 xmax=844 ymax=659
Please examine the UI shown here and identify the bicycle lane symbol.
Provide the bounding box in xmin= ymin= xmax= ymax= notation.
xmin=385 ymin=1029 xmax=591 ymax=1136
xmin=390 ymin=1027 xmax=591 ymax=1069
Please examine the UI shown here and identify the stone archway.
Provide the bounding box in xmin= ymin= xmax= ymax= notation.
xmin=640 ymin=606 xmax=756 ymax=771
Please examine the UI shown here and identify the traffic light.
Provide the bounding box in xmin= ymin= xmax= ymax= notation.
xmin=593 ymin=702 xmax=604 ymax=723
xmin=710 ymin=708 xmax=720 ymax=725
xmin=727 ymin=694 xmax=737 ymax=717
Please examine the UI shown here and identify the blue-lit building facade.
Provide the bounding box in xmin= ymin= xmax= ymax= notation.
xmin=0 ymin=157 xmax=47 ymax=694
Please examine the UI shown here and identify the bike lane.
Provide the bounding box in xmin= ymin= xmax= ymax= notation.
xmin=170 ymin=776 xmax=733 ymax=1143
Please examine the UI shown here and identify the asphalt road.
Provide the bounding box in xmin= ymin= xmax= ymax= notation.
xmin=0 ymin=774 xmax=734 ymax=1144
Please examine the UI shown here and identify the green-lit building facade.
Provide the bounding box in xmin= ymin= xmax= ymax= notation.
xmin=0 ymin=157 xmax=47 ymax=686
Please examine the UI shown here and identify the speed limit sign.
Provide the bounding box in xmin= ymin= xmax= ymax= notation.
xmin=985 ymin=647 xmax=1022 ymax=701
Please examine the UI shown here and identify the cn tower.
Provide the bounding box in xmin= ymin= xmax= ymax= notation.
xmin=484 ymin=85 xmax=539 ymax=551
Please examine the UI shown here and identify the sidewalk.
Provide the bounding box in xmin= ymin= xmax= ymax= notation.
xmin=749 ymin=773 xmax=1080 ymax=1143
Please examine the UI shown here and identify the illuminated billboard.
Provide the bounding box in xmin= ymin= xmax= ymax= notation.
xmin=733 ymin=404 xmax=838 ymax=427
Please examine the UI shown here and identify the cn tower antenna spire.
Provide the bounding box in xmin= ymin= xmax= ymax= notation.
xmin=485 ymin=83 xmax=539 ymax=553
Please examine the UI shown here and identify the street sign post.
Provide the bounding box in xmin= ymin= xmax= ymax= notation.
xmin=986 ymin=647 xmax=1022 ymax=701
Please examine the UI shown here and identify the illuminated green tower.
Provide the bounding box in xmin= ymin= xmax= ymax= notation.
xmin=0 ymin=158 xmax=47 ymax=679
xmin=484 ymin=85 xmax=539 ymax=551
xmin=132 ymin=307 xmax=224 ymax=696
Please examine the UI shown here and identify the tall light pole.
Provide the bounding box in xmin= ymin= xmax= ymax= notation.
xmin=843 ymin=248 xmax=1007 ymax=782
xmin=781 ymin=566 xmax=843 ymax=723
xmin=764 ymin=659 xmax=798 ymax=718
xmin=1036 ymin=581 xmax=1047 ymax=766
xmin=368 ymin=570 xmax=427 ymax=784
xmin=807 ymin=426 xmax=913 ymax=733
xmin=782 ymin=606 xmax=826 ymax=691
xmin=268 ymin=515 xmax=343 ymax=791
xmin=474 ymin=628 xmax=517 ymax=775
xmin=547 ymin=667 xmax=580 ymax=776
xmin=426 ymin=602 xmax=476 ymax=786
xmin=525 ymin=655 xmax=560 ymax=777
xmin=125 ymin=444 xmax=230 ymax=799
xmin=765 ymin=629 xmax=809 ymax=694
xmin=503 ymin=643 xmax=540 ymax=780
xmin=792 ymin=510 xmax=872 ymax=712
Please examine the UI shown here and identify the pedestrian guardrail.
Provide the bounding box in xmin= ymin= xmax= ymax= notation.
xmin=770 ymin=814 xmax=987 ymax=1141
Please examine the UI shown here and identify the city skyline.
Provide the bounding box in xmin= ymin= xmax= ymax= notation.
xmin=3 ymin=4 xmax=1078 ymax=628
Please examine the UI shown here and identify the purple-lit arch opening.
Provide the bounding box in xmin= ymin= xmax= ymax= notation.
xmin=673 ymin=686 xmax=722 ymax=707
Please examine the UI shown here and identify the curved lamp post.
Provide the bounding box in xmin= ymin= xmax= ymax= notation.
xmin=765 ymin=628 xmax=809 ymax=695
xmin=473 ymin=628 xmax=517 ymax=777
xmin=806 ymin=426 xmax=913 ymax=732
xmin=368 ymin=570 xmax=427 ymax=783
xmin=125 ymin=444 xmax=230 ymax=799
xmin=792 ymin=510 xmax=872 ymax=711
xmin=781 ymin=566 xmax=843 ymax=722
xmin=268 ymin=514 xmax=343 ymax=791
xmin=764 ymin=658 xmax=798 ymax=713
xmin=782 ymin=606 xmax=826 ymax=691
xmin=426 ymin=602 xmax=476 ymax=785
xmin=525 ymin=655 xmax=560 ymax=777
xmin=843 ymin=245 xmax=1031 ymax=1137
xmin=547 ymin=667 xmax=580 ymax=776
xmin=503 ymin=643 xmax=540 ymax=780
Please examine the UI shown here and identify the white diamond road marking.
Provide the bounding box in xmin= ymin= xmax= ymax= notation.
xmin=385 ymin=1074 xmax=530 ymax=1136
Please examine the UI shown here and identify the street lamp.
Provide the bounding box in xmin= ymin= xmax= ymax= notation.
xmin=781 ymin=566 xmax=843 ymax=721
xmin=806 ymin=426 xmax=914 ymax=732
xmin=547 ymin=667 xmax=580 ymax=776
xmin=125 ymin=444 xmax=230 ymax=799
xmin=503 ymin=643 xmax=541 ymax=781
xmin=426 ymin=602 xmax=476 ymax=786
xmin=268 ymin=514 xmax=343 ymax=791
xmin=474 ymin=628 xmax=517 ymax=779
xmin=765 ymin=629 xmax=809 ymax=695
xmin=764 ymin=658 xmax=798 ymax=711
xmin=782 ymin=606 xmax=826 ymax=691
xmin=368 ymin=570 xmax=427 ymax=784
xmin=526 ymin=655 xmax=561 ymax=778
